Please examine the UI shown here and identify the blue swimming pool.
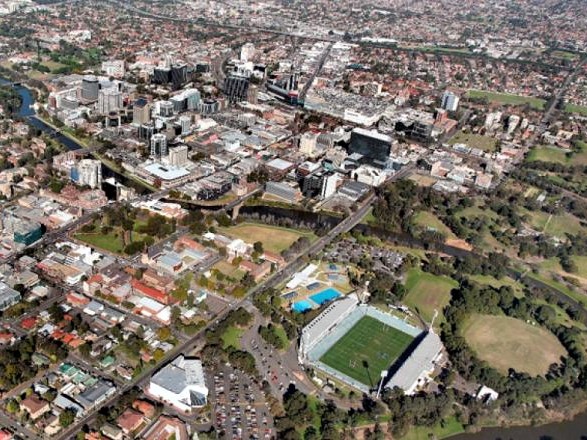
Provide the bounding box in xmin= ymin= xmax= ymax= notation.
xmin=310 ymin=287 xmax=341 ymax=306
xmin=292 ymin=300 xmax=313 ymax=313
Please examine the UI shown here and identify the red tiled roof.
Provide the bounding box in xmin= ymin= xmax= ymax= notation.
xmin=21 ymin=317 xmax=38 ymax=330
xmin=117 ymin=409 xmax=143 ymax=433
xmin=131 ymin=279 xmax=168 ymax=304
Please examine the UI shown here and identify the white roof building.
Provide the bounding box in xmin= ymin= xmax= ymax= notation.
xmin=299 ymin=293 xmax=359 ymax=360
xmin=385 ymin=331 xmax=443 ymax=395
xmin=148 ymin=356 xmax=208 ymax=412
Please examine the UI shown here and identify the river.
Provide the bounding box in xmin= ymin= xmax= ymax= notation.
xmin=5 ymin=78 xmax=587 ymax=439
xmin=1 ymin=77 xmax=148 ymax=192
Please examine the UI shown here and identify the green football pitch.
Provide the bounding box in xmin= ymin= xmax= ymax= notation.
xmin=319 ymin=316 xmax=415 ymax=388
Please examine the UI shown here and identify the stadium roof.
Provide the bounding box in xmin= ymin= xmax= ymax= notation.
xmin=301 ymin=293 xmax=358 ymax=351
xmin=385 ymin=331 xmax=443 ymax=393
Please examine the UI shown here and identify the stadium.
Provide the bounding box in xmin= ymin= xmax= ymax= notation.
xmin=299 ymin=293 xmax=443 ymax=394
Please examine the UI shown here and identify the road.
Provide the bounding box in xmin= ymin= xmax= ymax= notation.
xmin=52 ymin=191 xmax=375 ymax=439
xmin=298 ymin=42 xmax=333 ymax=102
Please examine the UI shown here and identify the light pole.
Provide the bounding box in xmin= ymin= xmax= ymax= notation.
xmin=376 ymin=369 xmax=387 ymax=399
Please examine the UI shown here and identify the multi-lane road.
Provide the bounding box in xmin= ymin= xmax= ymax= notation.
xmin=51 ymin=190 xmax=376 ymax=439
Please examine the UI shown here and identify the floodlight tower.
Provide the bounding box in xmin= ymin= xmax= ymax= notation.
xmin=359 ymin=280 xmax=370 ymax=304
xmin=376 ymin=370 xmax=387 ymax=399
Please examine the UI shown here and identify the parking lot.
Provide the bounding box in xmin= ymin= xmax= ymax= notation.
xmin=209 ymin=365 xmax=274 ymax=440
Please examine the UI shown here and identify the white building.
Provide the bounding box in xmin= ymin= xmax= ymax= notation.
xmin=320 ymin=173 xmax=340 ymax=199
xmin=299 ymin=132 xmax=319 ymax=157
xmin=76 ymin=159 xmax=102 ymax=189
xmin=148 ymin=356 xmax=208 ymax=412
xmin=484 ymin=111 xmax=502 ymax=131
xmin=299 ymin=293 xmax=359 ymax=361
xmin=150 ymin=133 xmax=168 ymax=158
xmin=351 ymin=165 xmax=388 ymax=187
xmin=168 ymin=145 xmax=189 ymax=167
xmin=101 ymin=60 xmax=125 ymax=78
xmin=240 ymin=43 xmax=256 ymax=62
xmin=441 ymin=91 xmax=460 ymax=112
xmin=97 ymin=88 xmax=123 ymax=115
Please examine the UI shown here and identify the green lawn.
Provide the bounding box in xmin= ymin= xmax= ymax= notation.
xmin=404 ymin=269 xmax=458 ymax=324
xmin=401 ymin=416 xmax=464 ymax=440
xmin=457 ymin=204 xmax=499 ymax=221
xmin=412 ymin=46 xmax=472 ymax=55
xmin=75 ymin=231 xmax=124 ymax=254
xmin=551 ymin=50 xmax=578 ymax=60
xmin=527 ymin=143 xmax=587 ymax=166
xmin=212 ymin=260 xmax=246 ymax=280
xmin=273 ymin=325 xmax=290 ymax=349
xmin=523 ymin=209 xmax=586 ymax=239
xmin=360 ymin=207 xmax=377 ymax=225
xmin=564 ymin=103 xmax=587 ymax=116
xmin=469 ymin=274 xmax=525 ymax=298
xmin=219 ymin=222 xmax=316 ymax=253
xmin=448 ymin=131 xmax=498 ymax=152
xmin=466 ymin=89 xmax=545 ymax=110
xmin=320 ymin=316 xmax=414 ymax=388
xmin=221 ymin=326 xmax=243 ymax=349
xmin=412 ymin=211 xmax=456 ymax=240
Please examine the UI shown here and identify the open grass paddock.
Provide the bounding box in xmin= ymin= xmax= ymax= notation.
xmin=462 ymin=314 xmax=567 ymax=376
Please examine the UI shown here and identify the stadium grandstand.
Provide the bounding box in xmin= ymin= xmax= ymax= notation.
xmin=298 ymin=294 xmax=443 ymax=395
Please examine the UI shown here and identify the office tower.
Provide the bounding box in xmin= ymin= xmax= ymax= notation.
xmin=179 ymin=115 xmax=191 ymax=135
xmin=158 ymin=101 xmax=174 ymax=117
xmin=348 ymin=128 xmax=392 ymax=169
xmin=153 ymin=67 xmax=171 ymax=84
xmin=98 ymin=88 xmax=123 ymax=115
xmin=81 ymin=75 xmax=99 ymax=102
xmin=200 ymin=99 xmax=219 ymax=115
xmin=170 ymin=95 xmax=186 ymax=113
xmin=247 ymin=84 xmax=258 ymax=104
xmin=150 ymin=133 xmax=168 ymax=158
xmin=287 ymin=72 xmax=299 ymax=92
xmin=76 ymin=159 xmax=102 ymax=189
xmin=168 ymin=145 xmax=189 ymax=167
xmin=441 ymin=91 xmax=460 ymax=112
xmin=133 ymin=97 xmax=151 ymax=125
xmin=171 ymin=64 xmax=188 ymax=90
xmin=223 ymin=74 xmax=249 ymax=103
xmin=139 ymin=123 xmax=155 ymax=141
xmin=185 ymin=89 xmax=201 ymax=110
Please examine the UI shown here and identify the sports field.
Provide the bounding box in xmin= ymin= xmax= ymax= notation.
xmin=404 ymin=269 xmax=458 ymax=324
xmin=462 ymin=314 xmax=567 ymax=376
xmin=320 ymin=316 xmax=414 ymax=388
